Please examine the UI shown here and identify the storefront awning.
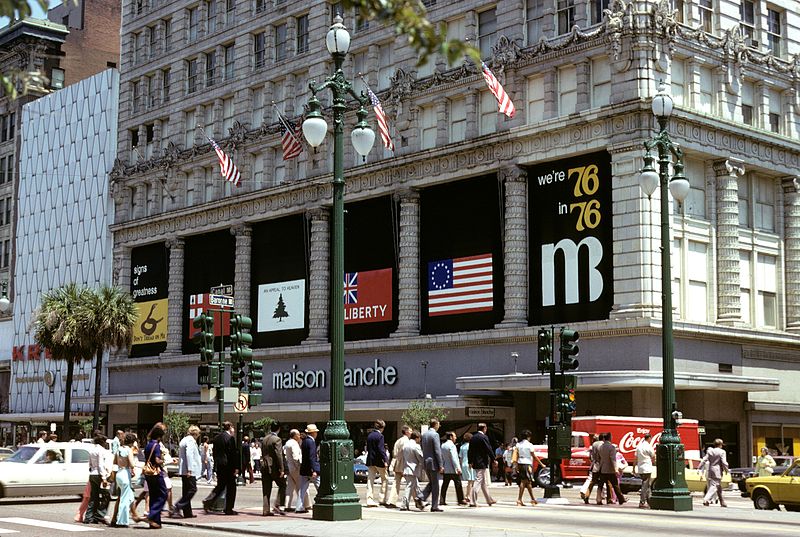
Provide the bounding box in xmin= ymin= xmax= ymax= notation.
xmin=72 ymin=393 xmax=200 ymax=405
xmin=456 ymin=370 xmax=780 ymax=393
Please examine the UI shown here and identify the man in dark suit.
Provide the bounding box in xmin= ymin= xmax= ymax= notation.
xmin=468 ymin=422 xmax=496 ymax=507
xmin=242 ymin=435 xmax=253 ymax=485
xmin=598 ymin=432 xmax=626 ymax=505
xmin=365 ymin=419 xmax=388 ymax=507
xmin=418 ymin=419 xmax=444 ymax=512
xmin=296 ymin=424 xmax=320 ymax=513
xmin=203 ymin=421 xmax=240 ymax=515
xmin=261 ymin=420 xmax=286 ymax=516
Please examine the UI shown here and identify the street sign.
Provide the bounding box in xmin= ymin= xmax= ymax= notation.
xmin=211 ymin=284 xmax=234 ymax=295
xmin=466 ymin=407 xmax=496 ymax=419
xmin=233 ymin=392 xmax=249 ymax=413
xmin=209 ymin=294 xmax=234 ymax=307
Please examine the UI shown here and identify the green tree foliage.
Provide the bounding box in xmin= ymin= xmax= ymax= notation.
xmin=252 ymin=417 xmax=275 ymax=437
xmin=163 ymin=411 xmax=191 ymax=449
xmin=339 ymin=1 xmax=480 ymax=67
xmin=401 ymin=399 xmax=449 ymax=431
xmin=32 ymin=283 xmax=95 ymax=437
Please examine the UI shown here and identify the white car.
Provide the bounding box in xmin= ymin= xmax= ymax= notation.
xmin=0 ymin=442 xmax=91 ymax=498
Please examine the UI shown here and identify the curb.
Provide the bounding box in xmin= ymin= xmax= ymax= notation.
xmin=161 ymin=518 xmax=292 ymax=537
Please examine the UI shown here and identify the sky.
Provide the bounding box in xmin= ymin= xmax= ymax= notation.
xmin=1 ymin=0 xmax=62 ymax=26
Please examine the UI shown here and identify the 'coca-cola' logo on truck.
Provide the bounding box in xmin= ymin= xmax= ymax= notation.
xmin=619 ymin=431 xmax=663 ymax=454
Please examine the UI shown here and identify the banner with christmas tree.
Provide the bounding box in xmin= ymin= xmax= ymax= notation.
xmin=257 ymin=279 xmax=306 ymax=332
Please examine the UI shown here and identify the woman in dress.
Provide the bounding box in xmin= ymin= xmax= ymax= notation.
xmin=514 ymin=430 xmax=539 ymax=506
xmin=111 ymin=433 xmax=137 ymax=527
xmin=459 ymin=432 xmax=475 ymax=501
xmin=143 ymin=424 xmax=167 ymax=529
xmin=756 ymin=447 xmax=776 ymax=477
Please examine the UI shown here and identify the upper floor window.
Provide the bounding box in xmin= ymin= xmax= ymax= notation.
xmin=351 ymin=51 xmax=367 ymax=94
xmin=275 ymin=23 xmax=287 ymax=61
xmin=164 ymin=19 xmax=172 ymax=51
xmin=671 ymin=58 xmax=686 ymax=106
xmin=740 ymin=252 xmax=778 ymax=328
xmin=526 ymin=75 xmax=545 ymax=123
xmin=698 ymin=0 xmax=713 ymax=33
xmin=674 ymin=157 xmax=706 ymax=218
xmin=740 ymin=0 xmax=755 ymax=43
xmin=132 ymin=81 xmax=142 ymax=112
xmin=557 ymin=0 xmax=575 ymax=35
xmin=768 ymin=89 xmax=781 ymax=134
xmin=355 ymin=6 xmax=369 ymax=32
xmin=224 ymin=44 xmax=235 ymax=81
xmin=136 ymin=0 xmax=144 ymax=15
xmin=206 ymin=51 xmax=217 ymax=87
xmin=162 ymin=68 xmax=171 ymax=103
xmin=254 ymin=33 xmax=266 ymax=69
xmin=738 ymin=175 xmax=775 ymax=232
xmin=672 ymin=239 xmax=709 ymax=323
xmin=591 ymin=0 xmax=609 ymax=25
xmin=148 ymin=26 xmax=157 ymax=58
xmin=525 ymin=0 xmax=544 ymax=45
xmin=671 ymin=0 xmax=684 ymax=23
xmin=419 ymin=105 xmax=437 ymax=150
xmin=558 ymin=65 xmax=577 ymax=116
xmin=767 ymin=8 xmax=782 ymax=56
xmin=296 ymin=14 xmax=309 ymax=54
xmin=255 ymin=0 xmax=266 ymax=14
xmin=446 ymin=17 xmax=466 ymax=67
xmin=222 ymin=97 xmax=234 ymax=134
xmin=478 ymin=9 xmax=497 ymax=59
xmin=591 ymin=57 xmax=611 ymax=107
xmin=184 ymin=109 xmax=196 ymax=147
xmin=251 ymin=87 xmax=264 ymax=127
xmin=377 ymin=43 xmax=392 ymax=90
xmin=188 ymin=7 xmax=199 ymax=42
xmin=479 ymin=90 xmax=497 ymax=135
xmin=187 ymin=58 xmax=199 ymax=93
xmin=225 ymin=0 xmax=235 ymax=26
xmin=741 ymin=80 xmax=754 ymax=125
xmin=207 ymin=0 xmax=217 ymax=33
xmin=698 ymin=66 xmax=713 ymax=114
xmin=449 ymin=98 xmax=466 ymax=143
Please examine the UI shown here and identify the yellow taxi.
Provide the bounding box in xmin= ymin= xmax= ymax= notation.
xmin=685 ymin=457 xmax=732 ymax=493
xmin=745 ymin=459 xmax=800 ymax=511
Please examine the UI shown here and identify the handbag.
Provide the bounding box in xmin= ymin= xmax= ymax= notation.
xmin=142 ymin=444 xmax=160 ymax=476
xmin=511 ymin=448 xmax=519 ymax=464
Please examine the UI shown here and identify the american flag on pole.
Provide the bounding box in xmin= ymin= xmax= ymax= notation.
xmin=205 ymin=135 xmax=241 ymax=186
xmin=366 ymin=86 xmax=394 ymax=151
xmin=481 ymin=62 xmax=516 ymax=119
xmin=277 ymin=112 xmax=303 ymax=160
xmin=427 ymin=253 xmax=493 ymax=316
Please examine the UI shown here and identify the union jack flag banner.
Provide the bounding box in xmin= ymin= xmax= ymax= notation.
xmin=481 ymin=62 xmax=516 ymax=119
xmin=204 ymin=134 xmax=241 ymax=186
xmin=344 ymin=272 xmax=358 ymax=304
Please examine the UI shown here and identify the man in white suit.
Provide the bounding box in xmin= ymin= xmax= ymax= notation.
xmin=701 ymin=438 xmax=729 ymax=507
xmin=401 ymin=431 xmax=424 ymax=511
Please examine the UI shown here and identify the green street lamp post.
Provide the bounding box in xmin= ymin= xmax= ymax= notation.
xmin=638 ymin=82 xmax=692 ymax=512
xmin=301 ymin=15 xmax=375 ymax=521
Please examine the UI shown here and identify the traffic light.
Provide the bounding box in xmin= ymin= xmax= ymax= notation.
xmin=230 ymin=314 xmax=253 ymax=363
xmin=559 ymin=328 xmax=579 ymax=371
xmin=230 ymin=357 xmax=244 ymax=389
xmin=248 ymin=359 xmax=263 ymax=406
xmin=192 ymin=312 xmax=215 ymax=363
xmin=537 ymin=328 xmax=552 ymax=372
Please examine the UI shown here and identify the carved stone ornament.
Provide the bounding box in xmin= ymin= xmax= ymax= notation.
xmin=491 ymin=35 xmax=522 ymax=73
xmin=603 ymin=0 xmax=632 ymax=61
xmin=228 ymin=120 xmax=249 ymax=149
xmin=386 ymin=67 xmax=415 ymax=107
xmin=652 ymin=0 xmax=678 ymax=44
xmin=110 ymin=157 xmax=126 ymax=180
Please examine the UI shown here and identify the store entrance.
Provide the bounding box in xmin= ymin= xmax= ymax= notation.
xmin=701 ymin=421 xmax=740 ymax=467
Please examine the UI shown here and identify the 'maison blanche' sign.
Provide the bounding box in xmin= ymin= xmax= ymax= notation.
xmin=529 ymin=151 xmax=614 ymax=324
xmin=272 ymin=359 xmax=398 ymax=390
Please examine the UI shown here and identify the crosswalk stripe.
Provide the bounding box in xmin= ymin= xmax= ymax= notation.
xmin=0 ymin=518 xmax=103 ymax=532
xmin=0 ymin=529 xmax=20 ymax=534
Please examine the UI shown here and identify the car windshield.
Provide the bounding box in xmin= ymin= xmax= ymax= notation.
xmin=4 ymin=446 xmax=38 ymax=463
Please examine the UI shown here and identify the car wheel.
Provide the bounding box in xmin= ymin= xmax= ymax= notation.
xmin=752 ymin=490 xmax=776 ymax=510
xmin=534 ymin=464 xmax=560 ymax=488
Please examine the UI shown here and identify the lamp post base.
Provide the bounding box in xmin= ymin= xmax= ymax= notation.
xmin=648 ymin=439 xmax=693 ymax=512
xmin=313 ymin=425 xmax=362 ymax=521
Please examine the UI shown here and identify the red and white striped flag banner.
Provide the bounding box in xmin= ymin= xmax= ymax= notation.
xmin=360 ymin=75 xmax=394 ymax=152
xmin=199 ymin=126 xmax=241 ymax=186
xmin=273 ymin=103 xmax=303 ymax=161
xmin=481 ymin=61 xmax=516 ymax=119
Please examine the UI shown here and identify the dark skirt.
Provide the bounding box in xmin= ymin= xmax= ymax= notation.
xmin=517 ymin=463 xmax=533 ymax=483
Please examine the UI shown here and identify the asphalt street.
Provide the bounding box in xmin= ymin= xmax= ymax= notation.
xmin=0 ymin=479 xmax=796 ymax=537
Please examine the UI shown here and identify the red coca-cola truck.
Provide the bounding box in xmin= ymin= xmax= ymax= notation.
xmin=532 ymin=415 xmax=702 ymax=486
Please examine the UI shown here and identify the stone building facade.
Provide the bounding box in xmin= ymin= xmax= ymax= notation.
xmin=110 ymin=0 xmax=799 ymax=463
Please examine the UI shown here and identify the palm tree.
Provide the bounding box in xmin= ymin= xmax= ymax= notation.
xmin=32 ymin=283 xmax=95 ymax=437
xmin=83 ymin=285 xmax=137 ymax=432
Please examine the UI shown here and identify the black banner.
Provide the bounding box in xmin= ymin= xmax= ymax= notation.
xmin=529 ymin=151 xmax=614 ymax=325
xmin=130 ymin=242 xmax=169 ymax=357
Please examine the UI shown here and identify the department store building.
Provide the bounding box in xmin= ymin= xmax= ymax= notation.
xmin=108 ymin=0 xmax=800 ymax=464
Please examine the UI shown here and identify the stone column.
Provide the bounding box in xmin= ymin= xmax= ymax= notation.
xmin=162 ymin=236 xmax=185 ymax=356
xmin=497 ymin=165 xmax=528 ymax=327
xmin=713 ymin=158 xmax=744 ymax=325
xmin=231 ymin=223 xmax=252 ymax=318
xmin=783 ymin=177 xmax=800 ymax=332
xmin=304 ymin=208 xmax=330 ymax=344
xmin=392 ymin=189 xmax=421 ymax=337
